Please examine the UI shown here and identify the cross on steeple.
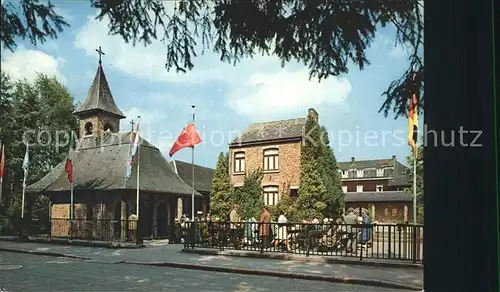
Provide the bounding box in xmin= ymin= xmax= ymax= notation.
xmin=130 ymin=119 xmax=135 ymax=132
xmin=95 ymin=46 xmax=105 ymax=65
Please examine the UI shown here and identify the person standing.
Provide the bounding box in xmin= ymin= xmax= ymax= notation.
xmin=128 ymin=211 xmax=138 ymax=242
xmin=259 ymin=206 xmax=271 ymax=253
xmin=344 ymin=208 xmax=358 ymax=253
xmin=229 ymin=204 xmax=242 ymax=249
xmin=361 ymin=211 xmax=372 ymax=245
xmin=276 ymin=212 xmax=290 ymax=251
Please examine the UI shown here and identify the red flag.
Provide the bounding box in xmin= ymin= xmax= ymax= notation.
xmin=169 ymin=123 xmax=202 ymax=157
xmin=65 ymin=159 xmax=73 ymax=183
xmin=0 ymin=144 xmax=5 ymax=179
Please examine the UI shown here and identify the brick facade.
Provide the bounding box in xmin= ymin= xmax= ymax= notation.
xmin=229 ymin=141 xmax=301 ymax=198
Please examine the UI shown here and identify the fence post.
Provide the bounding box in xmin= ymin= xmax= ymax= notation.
xmin=387 ymin=225 xmax=392 ymax=259
xmin=412 ymin=224 xmax=417 ymax=263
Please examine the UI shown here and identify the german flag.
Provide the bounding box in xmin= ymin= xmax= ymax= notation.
xmin=408 ymin=83 xmax=419 ymax=157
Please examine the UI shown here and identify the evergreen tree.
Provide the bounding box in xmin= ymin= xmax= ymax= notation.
xmin=233 ymin=170 xmax=264 ymax=220
xmin=2 ymin=1 xmax=423 ymax=120
xmin=318 ymin=126 xmax=344 ymax=218
xmin=209 ymin=152 xmax=233 ymax=220
xmin=295 ymin=115 xmax=327 ymax=220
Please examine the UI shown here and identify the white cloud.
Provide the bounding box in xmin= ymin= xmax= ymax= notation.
xmin=1 ymin=47 xmax=66 ymax=83
xmin=75 ymin=11 xmax=351 ymax=120
xmin=74 ymin=11 xmax=208 ymax=85
xmin=119 ymin=107 xmax=164 ymax=131
xmin=226 ymin=70 xmax=351 ymax=121
xmin=119 ymin=107 xmax=175 ymax=156
xmin=54 ymin=7 xmax=74 ymax=21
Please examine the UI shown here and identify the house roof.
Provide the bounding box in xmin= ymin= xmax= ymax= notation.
xmin=338 ymin=156 xmax=410 ymax=187
xmin=169 ymin=160 xmax=214 ymax=194
xmin=345 ymin=191 xmax=412 ymax=202
xmin=26 ymin=132 xmax=202 ymax=197
xmin=73 ymin=64 xmax=126 ymax=119
xmin=338 ymin=158 xmax=395 ymax=170
xmin=388 ymin=160 xmax=411 ymax=186
xmin=230 ymin=118 xmax=306 ymax=145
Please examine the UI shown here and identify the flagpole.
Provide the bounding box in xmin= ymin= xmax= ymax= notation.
xmin=70 ymin=132 xmax=75 ymax=221
xmin=191 ymin=105 xmax=195 ymax=221
xmin=136 ymin=116 xmax=141 ymax=220
xmin=21 ymin=142 xmax=27 ymax=218
xmin=0 ymin=144 xmax=4 ymax=204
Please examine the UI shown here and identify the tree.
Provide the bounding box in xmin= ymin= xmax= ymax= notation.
xmin=295 ymin=115 xmax=327 ymax=220
xmin=405 ymin=145 xmax=424 ymax=223
xmin=2 ymin=0 xmax=423 ymax=119
xmin=272 ymin=178 xmax=297 ymax=221
xmin=233 ymin=170 xmax=264 ymax=220
xmin=318 ymin=126 xmax=344 ymax=218
xmin=209 ymin=151 xmax=233 ymax=220
xmin=0 ymin=71 xmax=76 ymax=234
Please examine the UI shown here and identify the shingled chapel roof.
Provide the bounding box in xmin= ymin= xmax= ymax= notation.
xmin=73 ymin=64 xmax=126 ymax=118
xmin=169 ymin=160 xmax=215 ymax=195
xmin=26 ymin=132 xmax=202 ymax=197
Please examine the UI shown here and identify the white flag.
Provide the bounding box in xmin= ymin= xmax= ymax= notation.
xmin=22 ymin=142 xmax=29 ymax=184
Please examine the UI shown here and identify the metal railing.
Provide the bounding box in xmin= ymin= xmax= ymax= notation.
xmin=13 ymin=218 xmax=143 ymax=244
xmin=184 ymin=221 xmax=424 ymax=263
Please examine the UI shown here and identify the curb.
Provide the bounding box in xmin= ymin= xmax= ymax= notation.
xmin=181 ymin=248 xmax=423 ymax=270
xmin=0 ymin=248 xmax=91 ymax=261
xmin=0 ymin=237 xmax=143 ymax=249
xmin=124 ymin=260 xmax=423 ymax=291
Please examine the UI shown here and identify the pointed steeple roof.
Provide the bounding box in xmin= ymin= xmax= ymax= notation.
xmin=74 ymin=63 xmax=125 ymax=119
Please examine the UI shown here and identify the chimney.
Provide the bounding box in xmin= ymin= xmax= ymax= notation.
xmin=392 ymin=155 xmax=396 ymax=160
xmin=351 ymin=157 xmax=355 ymax=162
xmin=308 ymin=108 xmax=319 ymax=123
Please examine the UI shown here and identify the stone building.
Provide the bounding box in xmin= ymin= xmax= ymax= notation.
xmin=25 ymin=58 xmax=202 ymax=240
xmin=338 ymin=156 xmax=413 ymax=223
xmin=229 ymin=109 xmax=319 ymax=206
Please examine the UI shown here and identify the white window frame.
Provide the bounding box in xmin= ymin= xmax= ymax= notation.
xmin=341 ymin=170 xmax=348 ymax=178
xmin=356 ymin=185 xmax=363 ymax=192
xmin=376 ymin=168 xmax=384 ymax=177
xmin=356 ymin=169 xmax=364 ymax=178
xmin=263 ymin=148 xmax=279 ymax=171
xmin=263 ymin=186 xmax=279 ymax=206
xmin=342 ymin=186 xmax=348 ymax=193
xmin=376 ymin=184 xmax=384 ymax=192
xmin=234 ymin=152 xmax=245 ymax=173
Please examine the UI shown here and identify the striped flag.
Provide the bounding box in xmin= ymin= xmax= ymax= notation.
xmin=408 ymin=75 xmax=419 ymax=157
xmin=126 ymin=120 xmax=140 ymax=179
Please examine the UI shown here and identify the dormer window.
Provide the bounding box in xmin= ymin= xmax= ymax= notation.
xmin=363 ymin=168 xmax=376 ymax=178
xmin=84 ymin=122 xmax=93 ymax=136
xmin=383 ymin=167 xmax=394 ymax=177
xmin=356 ymin=170 xmax=364 ymax=178
xmin=348 ymin=169 xmax=356 ymax=179
xmin=376 ymin=169 xmax=384 ymax=177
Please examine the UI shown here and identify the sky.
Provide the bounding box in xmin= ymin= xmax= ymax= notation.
xmin=1 ymin=2 xmax=423 ymax=169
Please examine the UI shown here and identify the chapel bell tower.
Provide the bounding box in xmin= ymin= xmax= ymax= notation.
xmin=73 ymin=46 xmax=126 ymax=138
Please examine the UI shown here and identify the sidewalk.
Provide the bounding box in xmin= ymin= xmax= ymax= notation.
xmin=0 ymin=240 xmax=423 ymax=291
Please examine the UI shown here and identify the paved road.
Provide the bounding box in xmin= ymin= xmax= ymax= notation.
xmin=0 ymin=240 xmax=422 ymax=288
xmin=0 ymin=252 xmax=406 ymax=292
